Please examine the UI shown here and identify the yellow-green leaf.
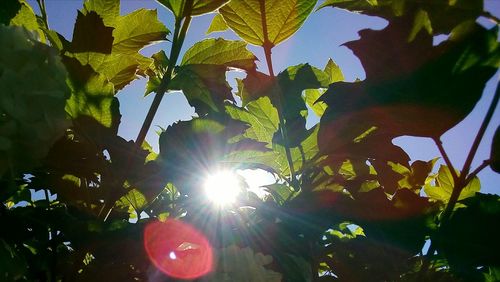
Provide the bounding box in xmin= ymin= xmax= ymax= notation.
xmin=83 ymin=0 xmax=120 ymax=27
xmin=424 ymin=165 xmax=480 ymax=204
xmin=113 ymin=9 xmax=169 ymax=54
xmin=10 ymin=0 xmax=46 ymax=42
xmin=219 ymin=0 xmax=317 ymax=47
xmin=181 ymin=38 xmax=256 ymax=70
xmin=157 ymin=0 xmax=229 ymax=19
xmin=206 ymin=13 xmax=229 ymax=34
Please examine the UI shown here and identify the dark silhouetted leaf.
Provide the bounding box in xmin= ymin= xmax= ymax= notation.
xmin=0 ymin=0 xmax=21 ymax=25
xmin=69 ymin=11 xmax=114 ymax=54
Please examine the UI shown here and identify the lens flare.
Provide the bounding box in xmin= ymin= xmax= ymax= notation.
xmin=144 ymin=220 xmax=213 ymax=279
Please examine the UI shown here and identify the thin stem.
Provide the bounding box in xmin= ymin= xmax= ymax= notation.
xmin=259 ymin=0 xmax=299 ymax=191
xmin=481 ymin=11 xmax=500 ymax=25
xmin=135 ymin=0 xmax=194 ymax=146
xmin=433 ymin=138 xmax=459 ymax=182
xmin=441 ymin=80 xmax=500 ymax=223
xmin=36 ymin=0 xmax=49 ymax=29
xmin=465 ymin=159 xmax=491 ymax=184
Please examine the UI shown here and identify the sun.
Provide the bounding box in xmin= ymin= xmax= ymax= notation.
xmin=204 ymin=170 xmax=241 ymax=206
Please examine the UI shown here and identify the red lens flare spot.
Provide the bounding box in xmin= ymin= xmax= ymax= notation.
xmin=144 ymin=219 xmax=213 ymax=279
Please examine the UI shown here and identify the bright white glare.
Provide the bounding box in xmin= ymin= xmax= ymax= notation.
xmin=204 ymin=170 xmax=241 ymax=206
xmin=237 ymin=169 xmax=275 ymax=199
xmin=169 ymin=251 xmax=177 ymax=260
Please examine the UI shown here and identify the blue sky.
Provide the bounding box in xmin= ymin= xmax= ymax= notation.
xmin=30 ymin=0 xmax=500 ymax=193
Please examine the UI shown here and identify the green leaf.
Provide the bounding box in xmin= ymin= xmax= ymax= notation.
xmin=206 ymin=13 xmax=229 ymax=34
xmin=170 ymin=64 xmax=233 ymax=113
xmin=265 ymin=183 xmax=294 ymax=205
xmin=172 ymin=38 xmax=256 ymax=113
xmin=142 ymin=141 xmax=158 ymax=162
xmin=83 ymin=0 xmax=120 ymax=27
xmin=491 ymin=126 xmax=500 ymax=173
xmin=226 ymin=96 xmax=279 ymax=145
xmin=63 ymin=57 xmax=118 ymax=128
xmin=274 ymin=63 xmax=330 ymax=146
xmin=304 ymin=89 xmax=327 ymax=117
xmin=219 ymin=0 xmax=317 ymax=47
xmin=9 ymin=0 xmax=46 ymax=42
xmin=181 ymin=38 xmax=256 ymax=70
xmin=115 ymin=188 xmax=147 ymax=213
xmin=408 ymin=8 xmax=432 ymax=42
xmin=157 ymin=0 xmax=230 ymax=19
xmin=323 ymin=58 xmax=344 ymax=84
xmin=112 ymin=9 xmax=169 ymax=54
xmin=145 ymin=50 xmax=169 ymax=95
xmin=69 ymin=5 xmax=168 ymax=90
xmin=395 ymin=158 xmax=438 ymax=191
xmin=424 ymin=165 xmax=480 ymax=203
xmin=304 ymin=59 xmax=344 ymax=117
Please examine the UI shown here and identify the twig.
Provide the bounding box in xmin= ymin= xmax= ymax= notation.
xmin=135 ymin=0 xmax=194 ymax=146
xmin=433 ymin=138 xmax=459 ymax=182
xmin=259 ymin=1 xmax=299 ymax=192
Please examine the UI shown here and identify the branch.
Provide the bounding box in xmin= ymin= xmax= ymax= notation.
xmin=135 ymin=0 xmax=194 ymax=146
xmin=433 ymin=138 xmax=459 ymax=182
xmin=465 ymin=159 xmax=491 ymax=184
xmin=441 ymin=79 xmax=500 ymax=223
xmin=259 ymin=1 xmax=299 ymax=191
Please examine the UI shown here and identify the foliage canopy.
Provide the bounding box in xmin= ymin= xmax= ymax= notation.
xmin=0 ymin=0 xmax=499 ymax=281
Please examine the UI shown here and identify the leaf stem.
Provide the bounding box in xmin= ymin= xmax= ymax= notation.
xmin=466 ymin=159 xmax=491 ymax=183
xmin=433 ymin=138 xmax=459 ymax=182
xmin=135 ymin=0 xmax=194 ymax=146
xmin=441 ymin=80 xmax=500 ymax=223
xmin=259 ymin=0 xmax=299 ymax=191
xmin=36 ymin=0 xmax=49 ymax=29
xmin=481 ymin=11 xmax=500 ymax=25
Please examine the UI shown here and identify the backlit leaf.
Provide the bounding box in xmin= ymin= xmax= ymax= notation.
xmin=304 ymin=59 xmax=344 ymax=117
xmin=83 ymin=0 xmax=120 ymax=27
xmin=9 ymin=0 xmax=46 ymax=42
xmin=206 ymin=13 xmax=229 ymax=34
xmin=219 ymin=0 xmax=317 ymax=46
xmin=157 ymin=0 xmax=230 ymax=19
xmin=181 ymin=38 xmax=256 ymax=70
xmin=424 ymin=165 xmax=480 ymax=203
xmin=172 ymin=39 xmax=256 ymax=113
xmin=70 ymin=4 xmax=168 ymax=90
xmin=112 ymin=9 xmax=169 ymax=54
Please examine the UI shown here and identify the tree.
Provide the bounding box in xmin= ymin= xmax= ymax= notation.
xmin=0 ymin=0 xmax=499 ymax=281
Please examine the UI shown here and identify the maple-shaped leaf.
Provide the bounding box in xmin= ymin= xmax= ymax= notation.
xmin=69 ymin=11 xmax=114 ymax=54
xmin=319 ymin=21 xmax=499 ymax=161
xmin=219 ymin=0 xmax=317 ymax=47
xmin=68 ymin=1 xmax=169 ymax=91
xmin=157 ymin=0 xmax=230 ymax=19
xmin=170 ymin=38 xmax=256 ymax=114
xmin=319 ymin=0 xmax=484 ymax=35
